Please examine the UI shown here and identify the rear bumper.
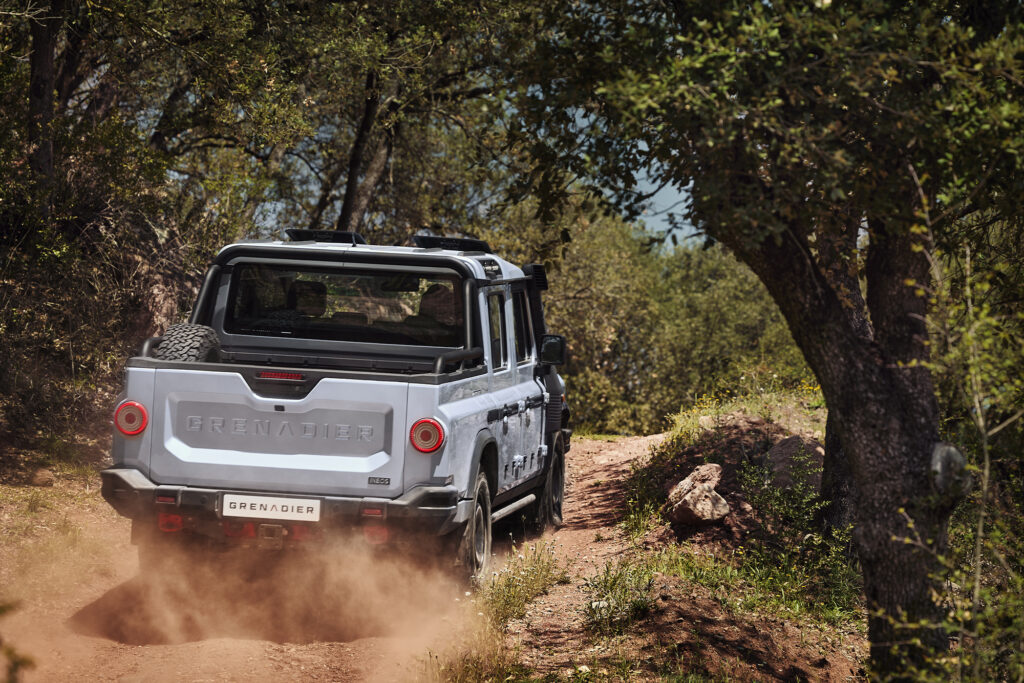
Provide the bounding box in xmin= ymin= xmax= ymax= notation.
xmin=101 ymin=467 xmax=469 ymax=539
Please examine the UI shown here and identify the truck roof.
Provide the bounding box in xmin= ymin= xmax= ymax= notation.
xmin=216 ymin=237 xmax=526 ymax=282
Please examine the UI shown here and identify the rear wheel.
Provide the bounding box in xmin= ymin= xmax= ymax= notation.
xmin=153 ymin=323 xmax=221 ymax=363
xmin=454 ymin=473 xmax=492 ymax=581
xmin=530 ymin=436 xmax=566 ymax=532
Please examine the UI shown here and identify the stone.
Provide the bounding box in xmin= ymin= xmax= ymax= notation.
xmin=668 ymin=484 xmax=731 ymax=525
xmin=30 ymin=468 xmax=56 ymax=487
xmin=667 ymin=463 xmax=723 ymax=507
xmin=763 ymin=436 xmax=824 ymax=491
xmin=697 ymin=415 xmax=716 ymax=431
xmin=931 ymin=442 xmax=972 ymax=501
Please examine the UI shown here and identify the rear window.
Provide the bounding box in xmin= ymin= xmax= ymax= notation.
xmin=224 ymin=263 xmax=465 ymax=347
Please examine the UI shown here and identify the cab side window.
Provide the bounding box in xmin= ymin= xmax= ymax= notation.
xmin=513 ymin=291 xmax=534 ymax=364
xmin=487 ymin=293 xmax=508 ymax=370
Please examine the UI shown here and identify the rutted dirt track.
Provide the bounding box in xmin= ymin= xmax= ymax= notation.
xmin=2 ymin=434 xmax=865 ymax=680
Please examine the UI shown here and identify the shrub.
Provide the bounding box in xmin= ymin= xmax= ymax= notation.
xmin=480 ymin=541 xmax=567 ymax=629
xmin=737 ymin=449 xmax=862 ymax=624
xmin=583 ymin=557 xmax=655 ymax=634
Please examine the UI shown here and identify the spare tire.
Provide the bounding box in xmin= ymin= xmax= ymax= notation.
xmin=153 ymin=323 xmax=221 ymax=363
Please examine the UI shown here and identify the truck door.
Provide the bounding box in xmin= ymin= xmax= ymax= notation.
xmin=485 ymin=289 xmax=519 ymax=493
xmin=511 ymin=287 xmax=545 ymax=484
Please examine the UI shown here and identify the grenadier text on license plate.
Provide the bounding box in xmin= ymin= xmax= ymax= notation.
xmin=222 ymin=494 xmax=321 ymax=522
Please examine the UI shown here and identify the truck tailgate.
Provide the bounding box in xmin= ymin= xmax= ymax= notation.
xmin=146 ymin=368 xmax=407 ymax=498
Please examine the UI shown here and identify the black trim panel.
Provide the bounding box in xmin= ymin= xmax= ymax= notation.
xmin=485 ymin=394 xmax=546 ymax=423
xmin=102 ymin=468 xmax=463 ymax=537
xmin=492 ymin=472 xmax=546 ymax=509
xmin=125 ymin=357 xmax=487 ymax=386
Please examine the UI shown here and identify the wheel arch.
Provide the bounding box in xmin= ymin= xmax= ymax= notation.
xmin=467 ymin=428 xmax=498 ymax=502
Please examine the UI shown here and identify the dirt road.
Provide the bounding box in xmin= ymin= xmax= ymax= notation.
xmin=2 ymin=436 xmax=655 ymax=682
xmin=3 ymin=431 xmax=865 ymax=681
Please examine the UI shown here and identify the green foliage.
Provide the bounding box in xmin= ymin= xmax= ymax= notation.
xmin=737 ymin=457 xmax=862 ymax=625
xmin=539 ymin=215 xmax=663 ymax=433
xmin=0 ymin=0 xmax=550 ymax=444
xmin=650 ymin=539 xmax=860 ymax=627
xmin=654 ymin=246 xmax=808 ymax=399
xmin=582 ymin=557 xmax=655 ymax=634
xmin=517 ymin=0 xmax=1024 ymax=245
xmin=480 ymin=541 xmax=568 ymax=629
xmin=622 ymin=391 xmax=860 ymax=627
xmin=903 ymin=238 xmax=1024 ymax=681
xmin=514 ymin=0 xmax=1024 ymax=670
xmin=534 ymin=216 xmax=807 ymax=435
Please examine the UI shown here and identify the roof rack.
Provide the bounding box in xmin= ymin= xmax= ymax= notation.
xmin=285 ymin=229 xmax=366 ymax=244
xmin=412 ymin=235 xmax=492 ymax=253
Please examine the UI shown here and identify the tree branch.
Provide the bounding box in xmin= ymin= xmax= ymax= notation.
xmin=335 ymin=69 xmax=382 ymax=231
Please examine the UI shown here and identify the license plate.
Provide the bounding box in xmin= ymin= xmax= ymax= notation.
xmin=222 ymin=494 xmax=321 ymax=522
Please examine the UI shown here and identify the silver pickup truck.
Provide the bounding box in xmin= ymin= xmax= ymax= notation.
xmin=101 ymin=230 xmax=570 ymax=578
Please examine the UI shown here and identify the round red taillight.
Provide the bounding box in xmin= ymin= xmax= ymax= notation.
xmin=114 ymin=400 xmax=148 ymax=436
xmin=410 ymin=418 xmax=444 ymax=453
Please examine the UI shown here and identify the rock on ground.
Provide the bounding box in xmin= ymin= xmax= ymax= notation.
xmin=763 ymin=436 xmax=824 ymax=491
xmin=667 ymin=463 xmax=730 ymax=525
xmin=30 ymin=468 xmax=56 ymax=486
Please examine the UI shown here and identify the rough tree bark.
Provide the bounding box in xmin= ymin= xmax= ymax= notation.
xmin=341 ymin=129 xmax=393 ymax=232
xmin=815 ymin=215 xmax=871 ymax=533
xmin=720 ymin=222 xmax=953 ymax=674
xmin=28 ymin=0 xmax=67 ymax=203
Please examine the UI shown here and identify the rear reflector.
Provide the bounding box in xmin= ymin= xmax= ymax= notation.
xmin=256 ymin=371 xmax=305 ymax=381
xmin=114 ymin=400 xmax=148 ymax=436
xmin=410 ymin=418 xmax=445 ymax=453
xmin=361 ymin=507 xmax=384 ymax=517
xmin=158 ymin=512 xmax=183 ymax=533
xmin=156 ymin=495 xmax=176 ymax=504
xmin=223 ymin=520 xmax=256 ymax=538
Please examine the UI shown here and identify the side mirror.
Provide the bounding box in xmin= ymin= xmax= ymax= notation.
xmin=539 ymin=334 xmax=567 ymax=366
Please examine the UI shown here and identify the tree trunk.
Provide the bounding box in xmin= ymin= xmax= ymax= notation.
xmin=721 ymin=224 xmax=951 ymax=675
xmin=335 ymin=70 xmax=382 ymax=232
xmin=828 ymin=348 xmax=945 ymax=675
xmin=149 ymin=77 xmax=193 ymax=153
xmin=28 ymin=0 xmax=66 ymax=204
xmin=820 ymin=409 xmax=856 ymax=532
xmin=816 ymin=215 xmax=871 ymax=534
xmin=343 ymin=130 xmax=393 ymax=232
xmin=54 ymin=8 xmax=90 ymax=115
xmin=307 ymin=160 xmax=347 ymax=229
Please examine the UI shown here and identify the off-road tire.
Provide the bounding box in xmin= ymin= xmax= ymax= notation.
xmin=154 ymin=323 xmax=221 ymax=363
xmin=454 ymin=473 xmax=492 ymax=581
xmin=529 ymin=436 xmax=566 ymax=532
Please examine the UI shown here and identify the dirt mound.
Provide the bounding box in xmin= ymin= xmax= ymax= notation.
xmin=506 ymin=433 xmax=866 ymax=681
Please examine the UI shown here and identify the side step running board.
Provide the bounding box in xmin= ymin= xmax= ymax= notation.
xmin=491 ymin=493 xmax=537 ymax=523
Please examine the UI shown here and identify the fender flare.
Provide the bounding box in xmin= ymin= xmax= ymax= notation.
xmin=465 ymin=428 xmax=497 ymax=499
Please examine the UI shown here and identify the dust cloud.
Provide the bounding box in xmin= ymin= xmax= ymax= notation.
xmin=70 ymin=540 xmax=464 ymax=646
xmin=11 ymin=530 xmax=477 ymax=681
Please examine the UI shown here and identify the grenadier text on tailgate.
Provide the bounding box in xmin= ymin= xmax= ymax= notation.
xmin=185 ymin=416 xmax=373 ymax=441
